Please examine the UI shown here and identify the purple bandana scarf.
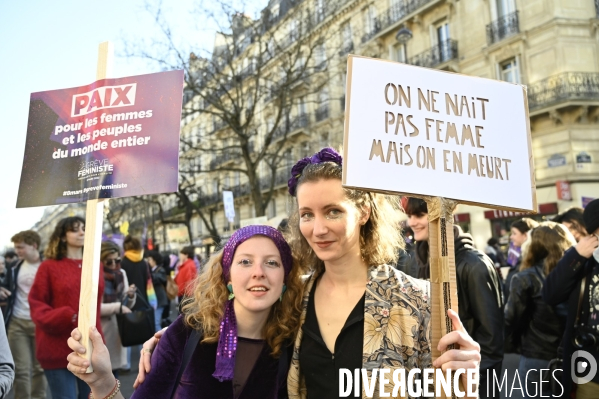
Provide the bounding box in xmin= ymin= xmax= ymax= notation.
xmin=212 ymin=225 xmax=292 ymax=382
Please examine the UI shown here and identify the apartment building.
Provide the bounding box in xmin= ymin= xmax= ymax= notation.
xmin=105 ymin=0 xmax=599 ymax=251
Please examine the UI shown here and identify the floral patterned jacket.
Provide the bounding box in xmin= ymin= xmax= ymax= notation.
xmin=287 ymin=264 xmax=432 ymax=399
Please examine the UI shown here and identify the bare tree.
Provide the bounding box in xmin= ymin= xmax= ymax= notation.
xmin=124 ymin=0 xmax=348 ymax=241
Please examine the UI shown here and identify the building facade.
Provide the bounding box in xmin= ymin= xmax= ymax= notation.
xmin=96 ymin=0 xmax=599 ymax=251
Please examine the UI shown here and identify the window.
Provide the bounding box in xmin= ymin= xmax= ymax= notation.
xmin=298 ymin=97 xmax=307 ymax=116
xmin=268 ymin=198 xmax=277 ymax=219
xmin=341 ymin=22 xmax=352 ymax=48
xmin=270 ymin=4 xmax=280 ymax=22
xmin=436 ymin=22 xmax=450 ymax=62
xmin=212 ymin=178 xmax=219 ymax=194
xmin=392 ymin=43 xmax=406 ymax=63
xmin=315 ymin=0 xmax=325 ymax=22
xmin=289 ymin=19 xmax=299 ymax=41
xmin=390 ymin=0 xmax=405 ymax=21
xmin=496 ymin=0 xmax=516 ymax=18
xmin=319 ymin=87 xmax=329 ymax=104
xmin=500 ymin=58 xmax=520 ymax=83
xmin=315 ymin=44 xmax=326 ymax=69
xmin=363 ymin=5 xmax=378 ymax=34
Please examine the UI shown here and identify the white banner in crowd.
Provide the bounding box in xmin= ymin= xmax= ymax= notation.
xmin=343 ymin=55 xmax=536 ymax=212
xmin=223 ymin=190 xmax=235 ymax=223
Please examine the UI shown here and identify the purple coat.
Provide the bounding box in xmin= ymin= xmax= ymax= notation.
xmin=131 ymin=315 xmax=288 ymax=399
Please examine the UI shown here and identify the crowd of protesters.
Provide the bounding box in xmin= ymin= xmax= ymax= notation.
xmin=0 ymin=194 xmax=597 ymax=398
xmin=0 ymin=217 xmax=201 ymax=399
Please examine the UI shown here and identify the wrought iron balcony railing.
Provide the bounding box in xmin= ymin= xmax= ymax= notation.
xmin=376 ymin=0 xmax=435 ymax=36
xmin=315 ymin=105 xmax=330 ymax=122
xmin=486 ymin=11 xmax=519 ymax=45
xmin=527 ymin=72 xmax=599 ymax=110
xmin=408 ymin=39 xmax=458 ymax=69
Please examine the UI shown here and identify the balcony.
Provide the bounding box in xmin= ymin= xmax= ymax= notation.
xmin=339 ymin=41 xmax=354 ymax=57
xmin=486 ymin=11 xmax=519 ymax=45
xmin=272 ymin=114 xmax=310 ymax=140
xmin=527 ymin=72 xmax=599 ymax=111
xmin=408 ymin=39 xmax=458 ymax=69
xmin=360 ymin=0 xmax=436 ymax=44
xmin=315 ymin=105 xmax=330 ymax=122
xmin=361 ymin=20 xmax=382 ymax=43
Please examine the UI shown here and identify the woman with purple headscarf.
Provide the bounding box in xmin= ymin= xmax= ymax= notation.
xmin=64 ymin=225 xmax=301 ymax=399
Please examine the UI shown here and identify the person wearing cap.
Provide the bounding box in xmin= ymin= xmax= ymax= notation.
xmin=542 ymin=198 xmax=599 ymax=399
xmin=64 ymin=225 xmax=302 ymax=399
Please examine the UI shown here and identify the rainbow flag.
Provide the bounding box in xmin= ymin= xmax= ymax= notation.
xmin=146 ymin=264 xmax=158 ymax=310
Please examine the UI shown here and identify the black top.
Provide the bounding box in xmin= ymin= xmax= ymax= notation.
xmin=233 ymin=337 xmax=265 ymax=399
xmin=299 ymin=277 xmax=364 ymax=399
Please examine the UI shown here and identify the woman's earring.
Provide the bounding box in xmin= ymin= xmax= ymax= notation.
xmin=227 ymin=284 xmax=235 ymax=300
xmin=280 ymin=285 xmax=287 ymax=302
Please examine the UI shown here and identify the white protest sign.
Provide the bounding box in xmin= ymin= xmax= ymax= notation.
xmin=223 ymin=190 xmax=235 ymax=223
xmin=342 ymin=55 xmax=536 ymax=212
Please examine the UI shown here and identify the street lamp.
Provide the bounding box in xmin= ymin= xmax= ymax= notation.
xmin=395 ymin=27 xmax=413 ymax=44
xmin=395 ymin=26 xmax=413 ymax=63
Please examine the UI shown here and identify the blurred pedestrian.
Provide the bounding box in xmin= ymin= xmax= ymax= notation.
xmin=100 ymin=241 xmax=136 ymax=379
xmin=120 ymin=236 xmax=150 ymax=306
xmin=504 ymin=218 xmax=538 ymax=302
xmin=0 ymin=311 xmax=14 ymax=398
xmin=28 ymin=216 xmax=104 ymax=399
xmin=543 ymin=199 xmax=599 ymax=398
xmin=119 ymin=235 xmax=152 ymax=373
xmin=0 ymin=230 xmax=47 ymax=399
xmin=553 ymin=207 xmax=587 ymax=242
xmin=3 ymin=252 xmax=17 ymax=269
xmin=504 ymin=222 xmax=574 ymax=398
xmin=406 ymin=197 xmax=503 ymax=399
xmin=174 ymin=246 xmax=197 ymax=303
xmin=145 ymin=250 xmax=167 ymax=332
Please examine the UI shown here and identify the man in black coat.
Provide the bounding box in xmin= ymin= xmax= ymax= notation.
xmin=542 ymin=199 xmax=599 ymax=398
xmin=405 ymin=197 xmax=504 ymax=399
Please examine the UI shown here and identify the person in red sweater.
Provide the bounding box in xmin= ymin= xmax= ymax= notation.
xmin=29 ymin=216 xmax=104 ymax=399
xmin=174 ymin=245 xmax=197 ymax=302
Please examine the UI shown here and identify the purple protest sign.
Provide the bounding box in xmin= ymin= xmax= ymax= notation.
xmin=17 ymin=70 xmax=184 ymax=208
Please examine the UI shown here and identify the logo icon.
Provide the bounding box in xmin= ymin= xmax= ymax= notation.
xmin=571 ymin=350 xmax=598 ymax=384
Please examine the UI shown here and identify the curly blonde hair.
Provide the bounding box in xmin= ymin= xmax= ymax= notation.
xmin=287 ymin=161 xmax=404 ymax=274
xmin=521 ymin=221 xmax=576 ymax=275
xmin=182 ymin=246 xmax=303 ymax=357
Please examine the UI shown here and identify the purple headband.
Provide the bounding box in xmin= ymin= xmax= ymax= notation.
xmin=287 ymin=147 xmax=342 ymax=196
xmin=213 ymin=225 xmax=292 ymax=382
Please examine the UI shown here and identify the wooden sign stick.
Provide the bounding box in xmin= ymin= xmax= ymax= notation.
xmin=426 ymin=196 xmax=459 ymax=399
xmin=78 ymin=41 xmax=113 ymax=373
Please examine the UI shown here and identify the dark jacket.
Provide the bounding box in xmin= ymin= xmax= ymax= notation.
xmin=130 ymin=315 xmax=290 ymax=399
xmin=542 ymin=247 xmax=599 ymax=397
xmin=150 ymin=265 xmax=168 ymax=308
xmin=415 ymin=226 xmax=505 ymax=370
xmin=0 ymin=260 xmax=24 ymax=327
xmin=505 ymin=264 xmax=567 ymax=359
xmin=120 ymin=257 xmax=149 ymax=308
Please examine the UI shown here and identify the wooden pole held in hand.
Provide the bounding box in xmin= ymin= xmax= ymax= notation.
xmin=426 ymin=196 xmax=459 ymax=399
xmin=77 ymin=41 xmax=113 ymax=373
